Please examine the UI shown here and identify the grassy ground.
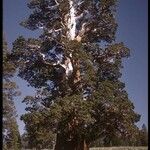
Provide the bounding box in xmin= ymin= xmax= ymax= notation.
xmin=21 ymin=147 xmax=148 ymax=150
xmin=90 ymin=147 xmax=148 ymax=150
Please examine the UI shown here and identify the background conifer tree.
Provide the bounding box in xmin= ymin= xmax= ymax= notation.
xmin=138 ymin=124 xmax=148 ymax=146
xmin=3 ymin=36 xmax=22 ymax=150
xmin=11 ymin=0 xmax=141 ymax=149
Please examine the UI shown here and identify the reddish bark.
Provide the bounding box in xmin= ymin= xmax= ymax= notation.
xmin=54 ymin=133 xmax=89 ymax=150
xmin=54 ymin=59 xmax=87 ymax=150
xmin=55 ymin=115 xmax=89 ymax=150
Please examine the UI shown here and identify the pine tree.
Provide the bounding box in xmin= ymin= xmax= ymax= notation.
xmin=138 ymin=124 xmax=148 ymax=146
xmin=11 ymin=0 xmax=140 ymax=149
xmin=21 ymin=132 xmax=31 ymax=149
xmin=3 ymin=36 xmax=22 ymax=150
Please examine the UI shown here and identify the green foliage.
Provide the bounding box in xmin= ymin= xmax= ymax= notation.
xmin=3 ymin=36 xmax=22 ymax=150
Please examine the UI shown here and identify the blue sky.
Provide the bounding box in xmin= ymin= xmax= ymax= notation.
xmin=3 ymin=0 xmax=148 ymax=135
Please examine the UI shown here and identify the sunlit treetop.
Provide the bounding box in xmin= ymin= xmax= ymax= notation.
xmin=21 ymin=0 xmax=118 ymax=43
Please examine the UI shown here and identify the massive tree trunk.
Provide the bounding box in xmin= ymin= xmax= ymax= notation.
xmin=68 ymin=59 xmax=82 ymax=94
xmin=55 ymin=115 xmax=89 ymax=150
xmin=54 ymin=58 xmax=86 ymax=150
xmin=54 ymin=133 xmax=89 ymax=150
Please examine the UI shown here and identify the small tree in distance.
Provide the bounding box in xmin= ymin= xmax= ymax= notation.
xmin=11 ymin=0 xmax=141 ymax=149
xmin=138 ymin=124 xmax=148 ymax=146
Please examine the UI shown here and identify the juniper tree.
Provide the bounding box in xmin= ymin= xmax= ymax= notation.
xmin=3 ymin=36 xmax=22 ymax=150
xmin=11 ymin=0 xmax=140 ymax=149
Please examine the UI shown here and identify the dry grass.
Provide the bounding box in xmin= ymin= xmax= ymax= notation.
xmin=90 ymin=147 xmax=148 ymax=150
xmin=21 ymin=146 xmax=148 ymax=150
